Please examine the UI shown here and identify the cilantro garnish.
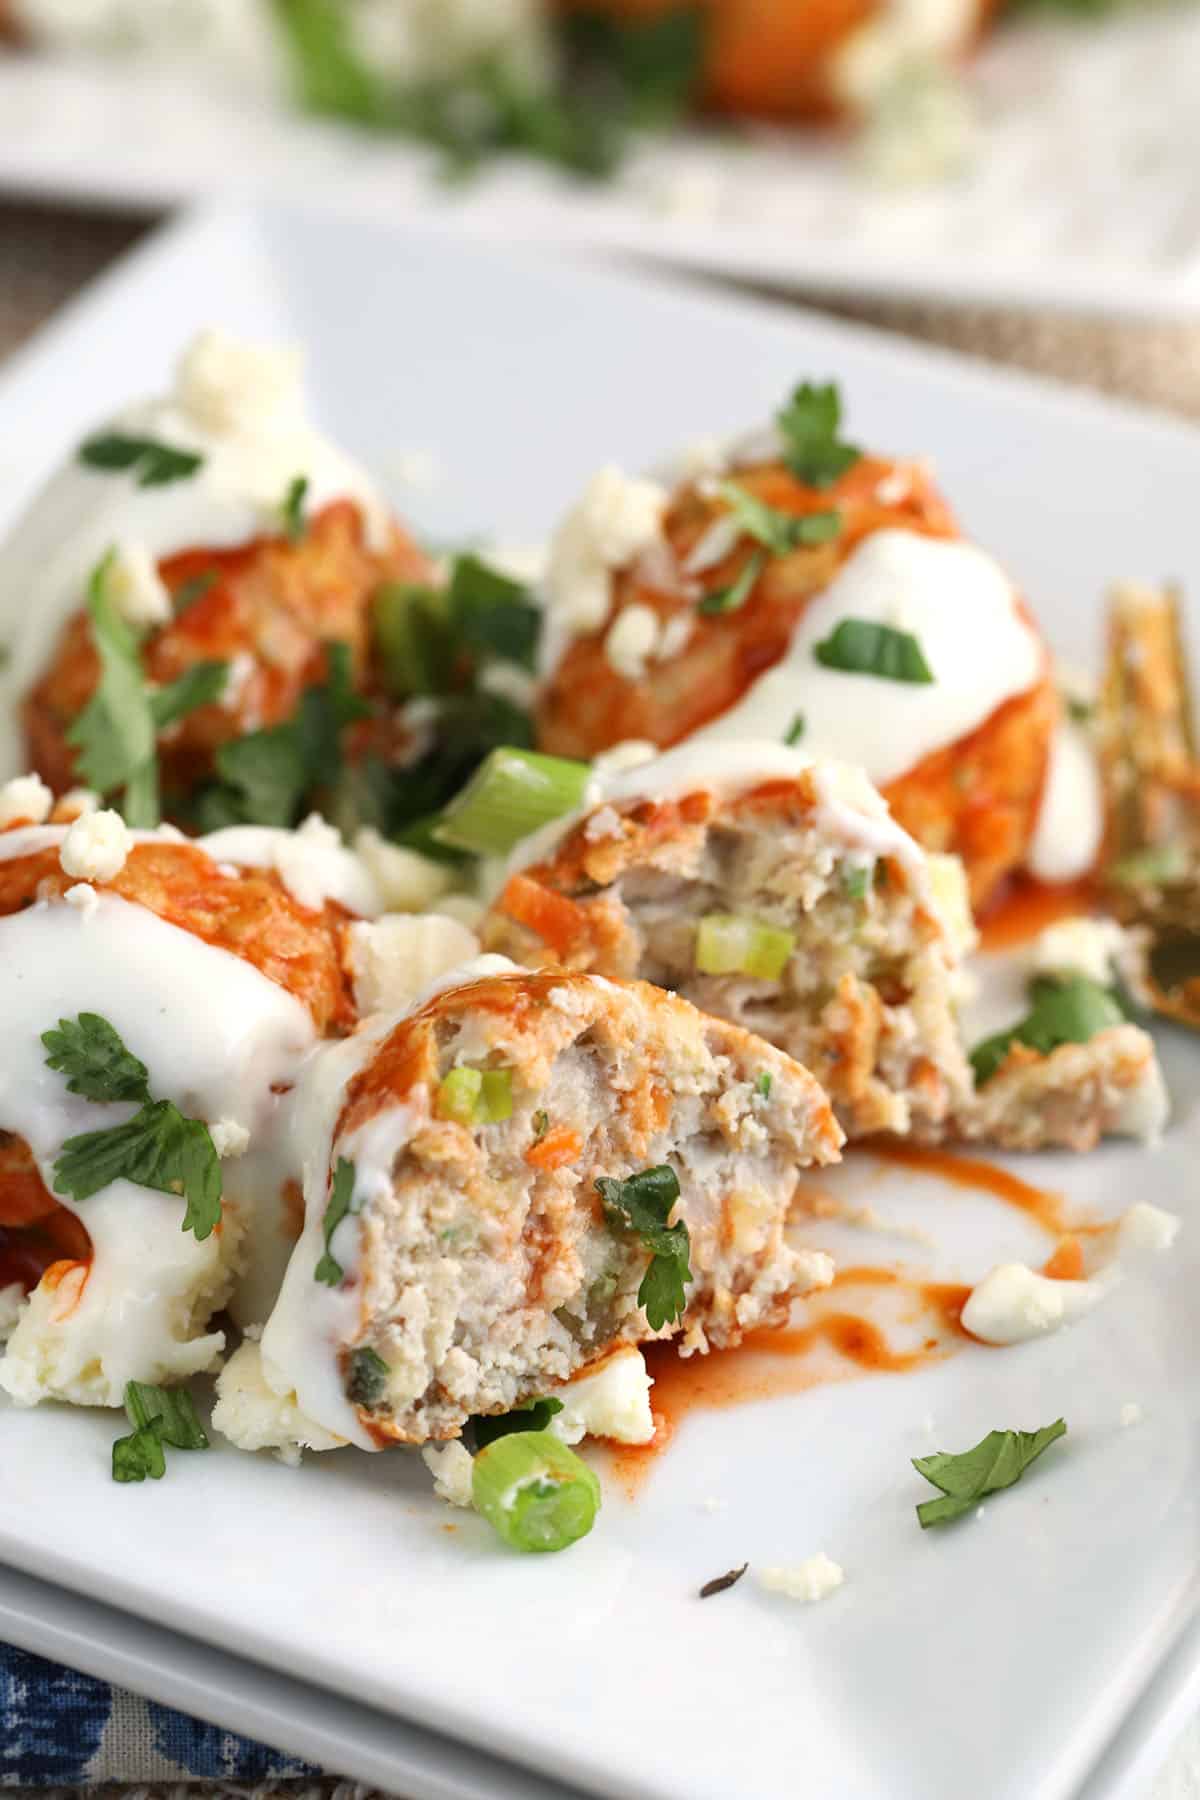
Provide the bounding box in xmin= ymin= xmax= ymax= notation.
xmin=79 ymin=432 xmax=203 ymax=488
xmin=844 ymin=863 xmax=872 ymax=901
xmin=775 ymin=382 xmax=861 ymax=489
xmin=68 ymin=553 xmax=227 ymax=827
xmin=784 ymin=712 xmax=805 ymax=746
xmin=44 ymin=1013 xmax=223 ymax=1240
xmin=112 ymin=1379 xmax=209 ymax=1484
xmin=193 ymin=640 xmax=368 ymax=830
xmin=699 ymin=550 xmax=765 ymax=617
xmin=596 ymin=1164 xmax=692 ymax=1331
xmin=913 ymin=1419 xmax=1067 ymax=1527
xmin=755 ymin=1072 xmax=773 ymax=1099
xmin=718 ymin=482 xmax=841 ymax=555
xmin=314 ymin=1158 xmax=360 ymax=1286
xmin=813 ymin=619 xmax=934 ymax=685
xmin=969 ymin=976 xmax=1125 ymax=1087
xmin=282 ymin=474 xmax=309 ymax=542
xmin=471 ymin=1396 xmax=565 ymax=1449
xmin=374 ymin=554 xmax=541 ymax=698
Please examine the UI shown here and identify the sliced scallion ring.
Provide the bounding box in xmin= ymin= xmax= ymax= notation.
xmin=471 ymin=1429 xmax=601 ymax=1553
xmin=432 ymin=747 xmax=591 ymax=857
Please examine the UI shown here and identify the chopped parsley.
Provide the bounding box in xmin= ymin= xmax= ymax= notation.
xmin=699 ymin=1562 xmax=748 ymax=1599
xmin=698 ymin=549 xmax=765 ymax=617
xmin=531 ymin=1109 xmax=550 ymax=1141
xmin=78 ymin=432 xmax=203 ymax=489
xmin=112 ymin=1379 xmax=209 ymax=1484
xmin=776 ymin=382 xmax=860 ymax=489
xmin=314 ymin=1158 xmax=360 ymax=1286
xmin=596 ymin=1164 xmax=692 ymax=1331
xmin=346 ymin=1345 xmax=390 ymax=1408
xmin=44 ymin=1013 xmax=223 ymax=1240
xmin=813 ymin=619 xmax=934 ymax=685
xmin=192 ymin=640 xmax=368 ymax=830
xmin=717 ymin=482 xmax=841 ymax=555
xmin=755 ymin=1072 xmax=773 ymax=1099
xmin=844 ymin=862 xmax=872 ymax=902
xmin=374 ymin=553 xmax=541 ymax=697
xmin=913 ymin=1419 xmax=1067 ymax=1527
xmin=282 ymin=474 xmax=310 ymax=542
xmin=471 ymin=1396 xmax=564 ymax=1450
xmin=784 ymin=712 xmax=806 ymax=746
xmin=68 ymin=553 xmax=227 ymax=827
xmin=969 ymin=976 xmax=1126 ymax=1087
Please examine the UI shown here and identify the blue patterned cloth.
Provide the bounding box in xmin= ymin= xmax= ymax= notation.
xmin=1 ymin=1642 xmax=319 ymax=1787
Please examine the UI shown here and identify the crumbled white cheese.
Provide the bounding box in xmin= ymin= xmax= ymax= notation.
xmin=53 ymin=787 xmax=100 ymax=823
xmin=211 ymin=1340 xmax=346 ymax=1466
xmin=543 ymin=467 xmax=667 ymax=670
xmin=59 ymin=808 xmax=130 ymax=882
xmin=352 ymin=826 xmax=454 ymax=914
xmin=201 ymin=815 xmax=382 ymax=916
xmin=210 ymin=1118 xmax=251 ymax=1159
xmin=1119 ymin=1201 xmax=1180 ymax=1253
xmin=759 ymin=1554 xmax=845 ymax=1604
xmin=658 ymin=613 xmax=695 ymax=661
xmin=347 ymin=913 xmax=480 ymax=1016
xmin=63 ymin=883 xmax=99 ymax=917
xmin=673 ymin=435 xmax=728 ymax=481
xmin=1111 ymin=1059 xmax=1170 ymax=1143
xmin=1120 ymin=1401 xmax=1143 ymax=1429
xmin=0 ymin=774 xmax=52 ymax=829
xmin=107 ymin=539 xmax=171 ymax=629
xmin=421 ymin=1440 xmax=476 ymax=1509
xmin=176 ymin=328 xmax=304 ymax=437
xmin=1031 ymin=916 xmax=1128 ymax=988
xmin=548 ymin=1347 xmax=655 ymax=1446
xmin=583 ymin=805 xmax=624 ymax=845
xmin=0 ymin=1283 xmax=25 ymax=1347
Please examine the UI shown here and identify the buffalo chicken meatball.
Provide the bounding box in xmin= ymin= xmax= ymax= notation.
xmin=536 ymin=413 xmax=1056 ymax=910
xmin=253 ymin=962 xmax=842 ymax=1449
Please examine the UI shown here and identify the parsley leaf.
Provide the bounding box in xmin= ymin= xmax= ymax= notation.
xmin=784 ymin=712 xmax=805 ymax=746
xmin=699 ymin=550 xmax=765 ymax=617
xmin=718 ymin=482 xmax=841 ymax=555
xmin=775 ymin=382 xmax=861 ymax=489
xmin=346 ymin=1345 xmax=390 ymax=1407
xmin=755 ymin=1072 xmax=773 ymax=1099
xmin=150 ymin=661 xmax=229 ymax=732
xmin=844 ymin=862 xmax=872 ymax=901
xmin=79 ymin=432 xmax=203 ymax=488
xmin=596 ymin=1164 xmax=692 ymax=1331
xmin=194 ymin=641 xmax=368 ymax=830
xmin=54 ymin=1100 xmax=222 ymax=1239
xmin=282 ymin=474 xmax=309 ymax=542
xmin=450 ymin=553 xmax=541 ymax=673
xmin=314 ymin=1158 xmax=360 ymax=1286
xmin=124 ymin=1379 xmax=209 ymax=1450
xmin=813 ymin=619 xmax=934 ymax=685
xmin=68 ymin=554 xmax=227 ymax=825
xmin=913 ymin=1419 xmax=1067 ymax=1527
xmin=41 ymin=1013 xmax=150 ymax=1104
xmin=273 ymin=0 xmax=392 ymax=124
xmin=471 ymin=1396 xmax=565 ymax=1449
xmin=45 ymin=1014 xmax=223 ymax=1240
xmin=970 ymin=976 xmax=1125 ymax=1087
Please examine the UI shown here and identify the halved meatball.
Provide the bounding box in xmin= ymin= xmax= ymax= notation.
xmin=23 ymin=498 xmax=430 ymax=802
xmin=944 ymin=1026 xmax=1167 ymax=1154
xmin=260 ymin=965 xmax=842 ymax=1447
xmin=483 ymin=748 xmax=973 ymax=1140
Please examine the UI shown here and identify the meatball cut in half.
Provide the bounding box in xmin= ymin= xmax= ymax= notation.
xmin=536 ymin=396 xmax=1056 ymax=910
xmin=482 ymin=744 xmax=974 ymax=1142
xmin=0 ymin=808 xmax=374 ymax=1409
xmin=258 ymin=961 xmax=842 ymax=1449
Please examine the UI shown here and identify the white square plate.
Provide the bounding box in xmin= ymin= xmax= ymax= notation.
xmin=3 ymin=4 xmax=1200 ymax=318
xmin=2 ymin=206 xmax=1200 ymax=1800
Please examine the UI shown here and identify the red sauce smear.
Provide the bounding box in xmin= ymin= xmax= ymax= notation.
xmin=977 ymin=874 xmax=1097 ymax=952
xmin=868 ymin=1139 xmax=1069 ymax=1236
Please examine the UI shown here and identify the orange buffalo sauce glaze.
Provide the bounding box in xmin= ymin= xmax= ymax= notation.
xmin=977 ymin=874 xmax=1097 ymax=952
xmin=610 ymin=1145 xmax=1068 ymax=1495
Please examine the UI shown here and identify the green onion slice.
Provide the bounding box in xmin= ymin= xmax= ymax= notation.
xmin=471 ymin=1429 xmax=601 ymax=1553
xmin=695 ymin=913 xmax=795 ymax=981
xmin=433 ymin=748 xmax=591 ymax=856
